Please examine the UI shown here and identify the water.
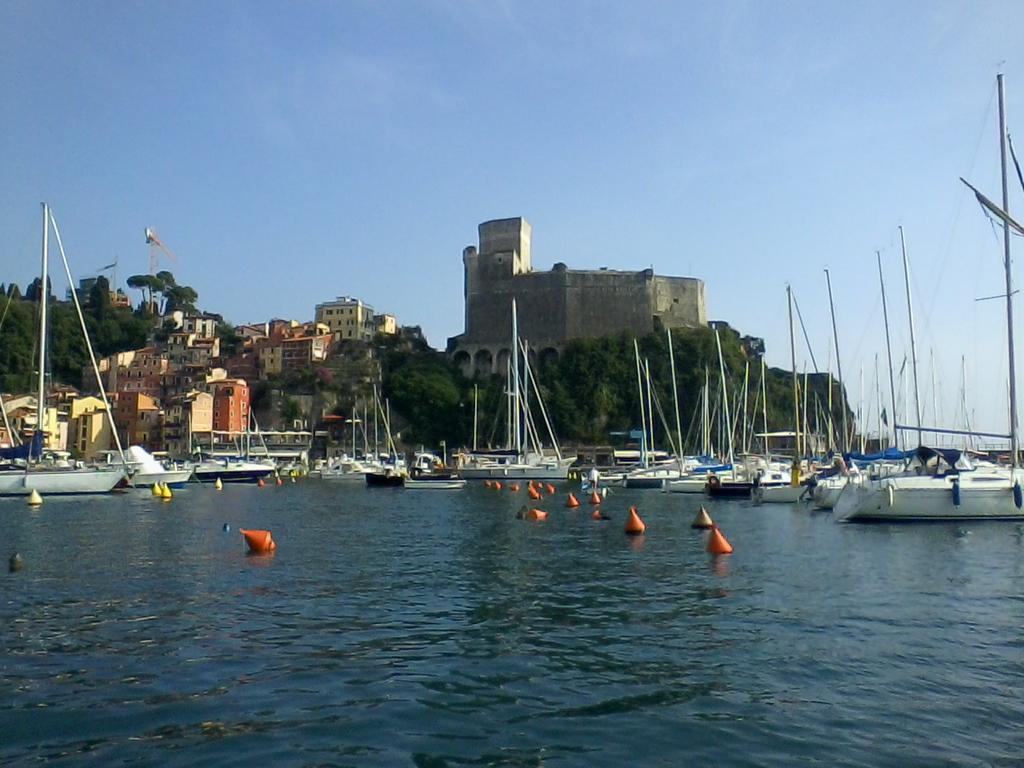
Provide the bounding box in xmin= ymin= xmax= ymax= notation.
xmin=2 ymin=483 xmax=1023 ymax=767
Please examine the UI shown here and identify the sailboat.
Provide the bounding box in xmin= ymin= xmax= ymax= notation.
xmin=757 ymin=285 xmax=810 ymax=503
xmin=0 ymin=205 xmax=125 ymax=496
xmin=837 ymin=74 xmax=1024 ymax=521
xmin=458 ymin=300 xmax=575 ymax=480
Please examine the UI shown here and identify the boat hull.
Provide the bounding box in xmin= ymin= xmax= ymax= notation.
xmin=837 ymin=472 xmax=1024 ymax=521
xmin=754 ymin=484 xmax=807 ymax=504
xmin=365 ymin=472 xmax=404 ymax=487
xmin=460 ymin=465 xmax=569 ymax=481
xmin=404 ymin=479 xmax=466 ymax=490
xmin=0 ymin=467 xmax=125 ymax=496
xmin=194 ymin=466 xmax=275 ymax=483
xmin=128 ymin=468 xmax=195 ymax=488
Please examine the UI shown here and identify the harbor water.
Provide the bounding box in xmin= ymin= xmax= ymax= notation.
xmin=2 ymin=482 xmax=1022 ymax=766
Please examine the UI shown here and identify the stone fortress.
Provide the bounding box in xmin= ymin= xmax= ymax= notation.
xmin=447 ymin=217 xmax=707 ymax=376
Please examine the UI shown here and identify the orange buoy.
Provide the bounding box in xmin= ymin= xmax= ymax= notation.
xmin=240 ymin=528 xmax=276 ymax=553
xmin=624 ymin=506 xmax=646 ymax=535
xmin=528 ymin=486 xmax=542 ymax=500
xmin=494 ymin=481 xmax=503 ymax=490
xmin=275 ymin=476 xmax=283 ymax=486
xmin=592 ymin=508 xmax=609 ymax=520
xmin=545 ymin=483 xmax=556 ymax=495
xmin=706 ymin=524 xmax=733 ymax=555
xmin=484 ymin=479 xmax=493 ymax=488
xmin=589 ymin=490 xmax=602 ymax=505
xmin=509 ymin=483 xmax=520 ymax=492
xmin=566 ymin=492 xmax=581 ymax=508
xmin=257 ymin=478 xmax=266 ymax=488
xmin=691 ymin=506 xmax=714 ymax=529
xmin=526 ymin=508 xmax=547 ymax=521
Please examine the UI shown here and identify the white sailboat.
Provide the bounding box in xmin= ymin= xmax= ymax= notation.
xmin=757 ymin=285 xmax=809 ymax=503
xmin=459 ymin=300 xmax=575 ymax=480
xmin=838 ymin=74 xmax=1024 ymax=521
xmin=0 ymin=205 xmax=124 ymax=496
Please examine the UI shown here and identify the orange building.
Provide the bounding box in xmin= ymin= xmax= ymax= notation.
xmin=210 ymin=379 xmax=250 ymax=435
xmin=112 ymin=391 xmax=162 ymax=449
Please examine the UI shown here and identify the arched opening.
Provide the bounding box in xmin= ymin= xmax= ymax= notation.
xmin=539 ymin=347 xmax=559 ymax=368
xmin=496 ymin=348 xmax=512 ymax=375
xmin=452 ymin=350 xmax=471 ymax=376
xmin=473 ymin=349 xmax=493 ymax=377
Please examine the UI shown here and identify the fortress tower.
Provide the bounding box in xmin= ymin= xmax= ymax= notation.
xmin=449 ymin=217 xmax=707 ymax=376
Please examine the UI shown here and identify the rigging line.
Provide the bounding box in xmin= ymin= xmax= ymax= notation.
xmin=922 ymin=79 xmax=998 ymax=328
xmin=1009 ymin=133 xmax=1024 ymax=198
xmin=789 ymin=289 xmax=819 ymax=374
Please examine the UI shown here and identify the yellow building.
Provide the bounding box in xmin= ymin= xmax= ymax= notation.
xmin=70 ymin=396 xmax=112 ymax=460
xmin=314 ymin=296 xmax=376 ymax=342
xmin=374 ymin=313 xmax=398 ymax=335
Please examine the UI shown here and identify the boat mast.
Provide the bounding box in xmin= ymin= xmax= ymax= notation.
xmin=998 ymin=73 xmax=1020 ymax=467
xmin=714 ymin=329 xmax=734 ymax=467
xmin=644 ymin=358 xmax=655 ymax=466
xmin=877 ymin=250 xmax=899 ymax=448
xmin=472 ymin=384 xmax=478 ymax=452
xmin=633 ymin=339 xmax=648 ymax=467
xmin=703 ymin=367 xmax=710 ymax=456
xmin=824 ymin=268 xmax=849 ymax=454
xmin=667 ymin=327 xmax=684 ymax=471
xmin=511 ymin=299 xmax=521 ymax=457
xmin=760 ymin=356 xmax=768 ymax=460
xmin=787 ymin=285 xmax=800 ymax=458
xmin=33 ymin=203 xmax=50 ymax=462
xmin=899 ymin=226 xmax=924 ymax=446
xmin=741 ymin=360 xmax=750 ymax=454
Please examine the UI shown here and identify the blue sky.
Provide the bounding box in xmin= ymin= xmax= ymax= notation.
xmin=2 ymin=0 xmax=1024 ymax=441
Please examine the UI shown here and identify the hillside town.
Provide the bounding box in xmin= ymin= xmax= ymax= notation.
xmin=0 ymin=286 xmax=405 ymax=468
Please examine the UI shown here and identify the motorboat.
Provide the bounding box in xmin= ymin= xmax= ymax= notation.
xmin=100 ymin=446 xmax=194 ymax=488
xmin=193 ymin=456 xmax=275 ymax=483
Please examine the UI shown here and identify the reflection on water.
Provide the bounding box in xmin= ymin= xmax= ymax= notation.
xmin=2 ymin=484 xmax=1023 ymax=766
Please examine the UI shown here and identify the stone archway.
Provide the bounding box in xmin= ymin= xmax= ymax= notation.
xmin=453 ymin=350 xmax=471 ymax=376
xmin=539 ymin=347 xmax=559 ymax=368
xmin=473 ymin=349 xmax=493 ymax=377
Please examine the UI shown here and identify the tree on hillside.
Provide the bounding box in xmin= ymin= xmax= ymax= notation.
xmin=127 ymin=274 xmax=158 ymax=311
xmin=164 ymin=285 xmax=198 ymax=315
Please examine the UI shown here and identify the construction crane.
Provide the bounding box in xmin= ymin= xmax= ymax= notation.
xmin=144 ymin=227 xmax=178 ymax=276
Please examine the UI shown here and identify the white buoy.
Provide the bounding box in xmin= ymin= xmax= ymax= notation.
xmin=27 ymin=489 xmax=43 ymax=507
xmin=214 ymin=477 xmax=223 ymax=490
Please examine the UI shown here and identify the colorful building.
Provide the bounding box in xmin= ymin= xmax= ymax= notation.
xmin=210 ymin=379 xmax=250 ymax=435
xmin=69 ymin=396 xmax=112 ymax=460
xmin=314 ymin=296 xmax=376 ymax=342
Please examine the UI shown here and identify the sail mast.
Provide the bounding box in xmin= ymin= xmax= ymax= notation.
xmin=877 ymin=251 xmax=899 ymax=448
xmin=667 ymin=327 xmax=684 ymax=471
xmin=714 ymin=329 xmax=734 ymax=467
xmin=511 ymin=299 xmax=521 ymax=457
xmin=824 ymin=268 xmax=849 ymax=453
xmin=36 ymin=203 xmax=49 ymax=460
xmin=633 ymin=339 xmax=648 ymax=467
xmin=472 ymin=384 xmax=478 ymax=452
xmin=998 ymin=73 xmax=1019 ymax=467
xmin=787 ymin=285 xmax=800 ymax=458
xmin=899 ymin=226 xmax=924 ymax=446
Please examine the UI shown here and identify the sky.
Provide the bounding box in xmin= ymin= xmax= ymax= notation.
xmin=2 ymin=0 xmax=1024 ymax=444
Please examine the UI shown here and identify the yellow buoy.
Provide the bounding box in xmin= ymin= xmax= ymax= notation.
xmin=161 ymin=482 xmax=173 ymax=500
xmin=27 ymin=489 xmax=43 ymax=507
xmin=214 ymin=477 xmax=223 ymax=490
xmin=151 ymin=483 xmax=162 ymax=498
